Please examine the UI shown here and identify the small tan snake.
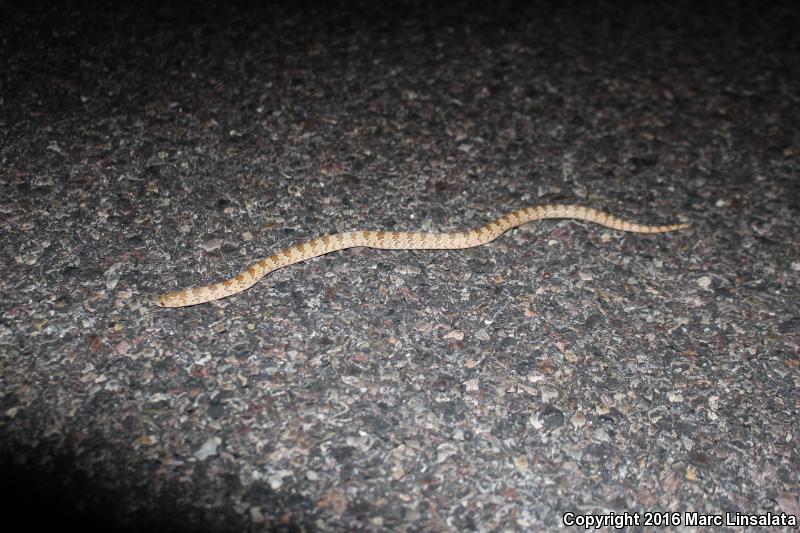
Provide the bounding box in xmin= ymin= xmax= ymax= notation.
xmin=155 ymin=204 xmax=690 ymax=307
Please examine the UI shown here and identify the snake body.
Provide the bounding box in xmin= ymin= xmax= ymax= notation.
xmin=155 ymin=204 xmax=690 ymax=307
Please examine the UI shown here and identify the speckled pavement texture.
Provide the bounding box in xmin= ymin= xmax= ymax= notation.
xmin=1 ymin=1 xmax=798 ymax=531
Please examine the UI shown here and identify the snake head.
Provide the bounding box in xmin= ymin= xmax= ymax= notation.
xmin=154 ymin=292 xmax=178 ymax=307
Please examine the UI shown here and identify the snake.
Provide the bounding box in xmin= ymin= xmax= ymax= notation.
xmin=155 ymin=204 xmax=690 ymax=307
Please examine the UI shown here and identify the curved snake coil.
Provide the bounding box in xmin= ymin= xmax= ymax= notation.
xmin=155 ymin=204 xmax=690 ymax=307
